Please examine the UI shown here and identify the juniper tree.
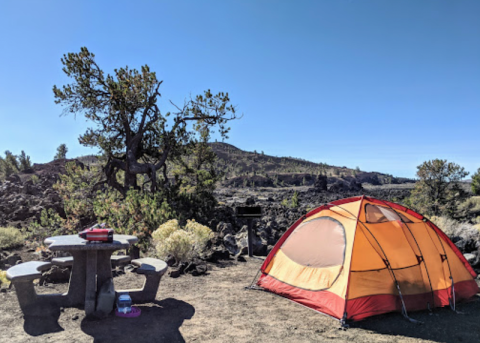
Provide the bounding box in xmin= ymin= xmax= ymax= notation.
xmin=409 ymin=159 xmax=468 ymax=217
xmin=53 ymin=47 xmax=237 ymax=196
xmin=18 ymin=150 xmax=32 ymax=171
xmin=54 ymin=144 xmax=68 ymax=160
xmin=0 ymin=151 xmax=19 ymax=177
xmin=471 ymin=168 xmax=480 ymax=196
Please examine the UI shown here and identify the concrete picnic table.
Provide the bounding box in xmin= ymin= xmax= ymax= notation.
xmin=44 ymin=234 xmax=138 ymax=315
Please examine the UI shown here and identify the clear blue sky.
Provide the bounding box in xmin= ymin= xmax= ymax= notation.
xmin=1 ymin=0 xmax=479 ymax=178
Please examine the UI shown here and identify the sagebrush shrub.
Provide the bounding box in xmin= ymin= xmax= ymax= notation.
xmin=0 ymin=270 xmax=10 ymax=287
xmin=185 ymin=219 xmax=213 ymax=252
xmin=152 ymin=219 xmax=181 ymax=243
xmin=430 ymin=216 xmax=480 ymax=241
xmin=152 ymin=219 xmax=212 ymax=263
xmin=0 ymin=227 xmax=24 ymax=249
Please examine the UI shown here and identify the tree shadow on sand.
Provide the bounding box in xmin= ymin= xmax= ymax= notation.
xmin=81 ymin=298 xmax=195 ymax=343
xmin=353 ymin=295 xmax=480 ymax=343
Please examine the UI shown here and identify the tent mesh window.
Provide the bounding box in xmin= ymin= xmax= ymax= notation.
xmin=365 ymin=204 xmax=412 ymax=223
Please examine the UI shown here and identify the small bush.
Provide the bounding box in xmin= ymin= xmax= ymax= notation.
xmin=95 ymin=189 xmax=176 ymax=249
xmin=158 ymin=230 xmax=194 ymax=263
xmin=291 ymin=191 xmax=299 ymax=208
xmin=185 ymin=219 xmax=213 ymax=252
xmin=0 ymin=270 xmax=10 ymax=287
xmin=430 ymin=216 xmax=480 ymax=241
xmin=457 ymin=196 xmax=480 ymax=220
xmin=472 ymin=168 xmax=480 ymax=195
xmin=152 ymin=219 xmax=213 ymax=263
xmin=0 ymin=227 xmax=24 ymax=249
xmin=151 ymin=219 xmax=181 ymax=243
xmin=281 ymin=192 xmax=299 ymax=208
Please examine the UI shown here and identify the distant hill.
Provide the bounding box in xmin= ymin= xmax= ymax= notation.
xmin=52 ymin=143 xmax=414 ymax=189
xmin=209 ymin=142 xmax=414 ymax=188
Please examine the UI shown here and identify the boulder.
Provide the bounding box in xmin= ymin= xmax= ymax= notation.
xmin=463 ymin=253 xmax=477 ymax=264
xmin=455 ymin=239 xmax=478 ymax=254
xmin=217 ymin=222 xmax=234 ymax=238
xmin=328 ymin=179 xmax=363 ymax=193
xmin=223 ymin=234 xmax=239 ymax=256
xmin=6 ymin=253 xmax=22 ymax=266
xmin=204 ymin=246 xmax=230 ymax=262
xmin=313 ymin=175 xmax=328 ymax=192
xmin=40 ymin=265 xmax=71 ymax=284
xmin=235 ymin=230 xmax=267 ymax=256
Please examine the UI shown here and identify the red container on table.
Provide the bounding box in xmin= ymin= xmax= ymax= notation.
xmin=79 ymin=227 xmax=114 ymax=243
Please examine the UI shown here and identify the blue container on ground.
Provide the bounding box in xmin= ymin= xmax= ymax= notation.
xmin=116 ymin=294 xmax=132 ymax=314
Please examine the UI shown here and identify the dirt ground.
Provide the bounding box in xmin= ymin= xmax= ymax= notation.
xmin=1 ymin=258 xmax=480 ymax=343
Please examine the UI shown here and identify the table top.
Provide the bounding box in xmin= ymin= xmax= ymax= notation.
xmin=45 ymin=234 xmax=138 ymax=251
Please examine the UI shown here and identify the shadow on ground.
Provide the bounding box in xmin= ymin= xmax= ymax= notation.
xmin=353 ymin=295 xmax=480 ymax=343
xmin=81 ymin=298 xmax=195 ymax=343
xmin=23 ymin=301 xmax=64 ymax=336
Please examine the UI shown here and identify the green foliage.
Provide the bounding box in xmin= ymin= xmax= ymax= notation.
xmin=54 ymin=143 xmax=68 ymax=160
xmin=31 ymin=175 xmax=40 ymax=184
xmin=152 ymin=219 xmax=212 ymax=263
xmin=472 ymin=168 xmax=480 ymax=195
xmin=53 ymin=47 xmax=237 ymax=195
xmin=0 ymin=227 xmax=24 ymax=249
xmin=94 ymin=189 xmax=175 ymax=248
xmin=291 ymin=191 xmax=299 ymax=208
xmin=28 ymin=208 xmax=67 ymax=240
xmin=0 ymin=150 xmax=32 ymax=178
xmin=18 ymin=150 xmax=32 ymax=170
xmin=430 ymin=215 xmax=480 ymax=241
xmin=408 ymin=159 xmax=468 ymax=218
xmin=456 ymin=196 xmax=480 ymax=221
xmin=0 ymin=270 xmax=10 ymax=287
xmin=54 ymin=162 xmax=101 ymax=230
xmin=39 ymin=208 xmax=66 ymax=229
xmin=0 ymin=150 xmax=19 ymax=178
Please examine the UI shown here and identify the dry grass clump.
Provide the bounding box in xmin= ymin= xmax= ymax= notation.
xmin=152 ymin=219 xmax=213 ymax=263
xmin=430 ymin=216 xmax=480 ymax=241
xmin=0 ymin=271 xmax=10 ymax=287
xmin=0 ymin=227 xmax=24 ymax=249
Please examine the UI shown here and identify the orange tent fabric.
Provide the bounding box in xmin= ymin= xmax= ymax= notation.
xmin=258 ymin=196 xmax=479 ymax=322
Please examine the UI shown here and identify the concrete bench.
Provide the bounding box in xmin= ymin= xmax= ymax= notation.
xmin=51 ymin=255 xmax=131 ymax=268
xmin=6 ymin=261 xmax=63 ymax=316
xmin=118 ymin=257 xmax=168 ymax=303
xmin=7 ymin=261 xmax=52 ymax=282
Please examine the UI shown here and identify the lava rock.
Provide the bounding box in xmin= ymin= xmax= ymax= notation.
xmin=40 ymin=265 xmax=71 ymax=284
xmin=204 ymin=247 xmax=231 ymax=262
xmin=165 ymin=255 xmax=176 ymax=267
xmin=223 ymin=234 xmax=239 ymax=256
xmin=455 ymin=239 xmax=478 ymax=254
xmin=314 ymin=175 xmax=328 ymax=192
xmin=5 ymin=253 xmax=22 ymax=266
xmin=463 ymin=253 xmax=477 ymax=264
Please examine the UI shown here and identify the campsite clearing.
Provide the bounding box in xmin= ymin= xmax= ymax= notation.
xmin=0 ymin=258 xmax=479 ymax=342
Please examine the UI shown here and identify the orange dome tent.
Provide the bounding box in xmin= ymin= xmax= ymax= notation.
xmin=257 ymin=196 xmax=479 ymax=323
